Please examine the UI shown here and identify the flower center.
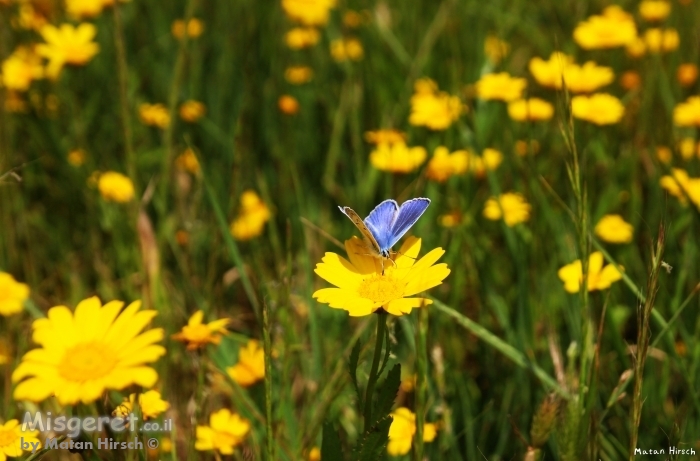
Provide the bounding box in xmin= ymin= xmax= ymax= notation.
xmin=184 ymin=324 xmax=213 ymax=342
xmin=58 ymin=341 xmax=119 ymax=382
xmin=357 ymin=272 xmax=405 ymax=305
xmin=0 ymin=427 xmax=16 ymax=447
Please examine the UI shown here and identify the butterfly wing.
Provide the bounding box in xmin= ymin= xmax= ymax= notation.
xmin=338 ymin=206 xmax=382 ymax=255
xmin=386 ymin=198 xmax=431 ymax=249
xmin=363 ymin=199 xmax=399 ymax=253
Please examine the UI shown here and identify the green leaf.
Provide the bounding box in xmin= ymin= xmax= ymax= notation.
xmin=354 ymin=416 xmax=392 ymax=461
xmin=374 ymin=364 xmax=401 ymax=422
xmin=348 ymin=339 xmax=363 ymax=408
xmin=376 ymin=325 xmax=392 ymax=377
xmin=321 ymin=421 xmax=344 ymax=461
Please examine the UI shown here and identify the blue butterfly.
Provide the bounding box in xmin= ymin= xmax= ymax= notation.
xmin=338 ymin=198 xmax=431 ymax=262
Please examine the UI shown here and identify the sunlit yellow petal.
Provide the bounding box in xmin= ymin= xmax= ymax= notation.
xmin=384 ymin=298 xmax=432 ymax=316
xmin=314 ymin=252 xmax=364 ymax=290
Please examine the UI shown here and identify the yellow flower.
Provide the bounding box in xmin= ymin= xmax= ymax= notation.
xmin=475 ymin=72 xmax=526 ymax=101
xmin=175 ymin=148 xmax=200 ymax=174
xmin=571 ymin=93 xmax=624 ymax=125
xmin=308 ymin=446 xmax=321 ymax=461
xmin=673 ymin=96 xmax=700 ymax=127
xmin=98 ymin=171 xmax=135 ymax=203
xmin=439 ymin=211 xmax=462 ymax=228
xmin=660 ymin=168 xmax=691 ymax=200
xmin=557 ymin=252 xmax=623 ymax=293
xmin=330 ymin=37 xmax=364 ymax=62
xmin=594 ymin=214 xmax=634 ymax=244
xmin=37 ymin=23 xmax=99 ymax=79
xmin=65 ymin=0 xmax=106 ymax=19
xmin=573 ymin=6 xmax=637 ymax=49
xmin=342 ymin=10 xmax=363 ymax=28
xmin=139 ymin=103 xmax=170 ymax=128
xmin=369 ymin=142 xmax=427 ymax=173
xmin=172 ymin=310 xmax=229 ymax=351
xmin=364 ymin=129 xmax=406 ymax=145
xmin=387 ymin=407 xmax=437 ymax=456
xmin=656 ymin=146 xmax=672 ymax=164
xmin=179 ymin=100 xmax=205 ymax=123
xmin=660 ymin=168 xmax=700 ymax=207
xmin=626 ymin=37 xmax=647 ymax=57
xmin=426 ymin=146 xmax=469 ymax=182
xmin=15 ymin=3 xmax=47 ymax=31
xmin=230 ymin=190 xmax=272 ymax=241
xmin=0 ymin=47 xmax=43 ymax=92
xmin=639 ymin=1 xmax=671 ymax=21
xmin=12 ymin=296 xmax=165 ymax=404
xmin=620 ymin=71 xmax=642 ymax=90
xmin=285 ymin=27 xmax=320 ymax=49
xmin=507 ymin=98 xmax=554 ymax=121
xmin=195 ymin=409 xmax=250 ymax=454
xmin=562 ymin=62 xmax=615 ymax=93
xmin=484 ymin=35 xmax=510 ymax=65
xmin=67 ymin=149 xmax=86 ymax=166
xmin=171 ymin=19 xmax=204 ymax=39
xmin=468 ymin=148 xmax=503 ymax=177
xmin=4 ymin=92 xmax=27 ymax=113
xmin=281 ymin=0 xmax=336 ymax=26
xmin=677 ymin=64 xmax=699 ymax=87
xmin=285 ymin=66 xmax=313 ymax=84
xmin=0 ymin=273 xmax=29 ymax=317
xmin=399 ymin=374 xmax=417 ymax=392
xmin=278 ymin=95 xmax=300 ymax=114
xmin=230 ymin=190 xmax=272 ymax=240
xmin=160 ymin=437 xmax=173 ymax=452
xmin=483 ymin=192 xmax=531 ymax=226
xmin=135 ymin=390 xmax=170 ymax=419
xmin=515 ymin=139 xmax=540 ymax=157
xmin=679 ymin=138 xmax=700 ymax=160
xmin=644 ymin=28 xmax=679 ymax=52
xmin=529 ymin=52 xmax=573 ymax=88
xmin=226 ymin=339 xmax=265 ymax=387
xmin=528 ymin=53 xmax=614 ymax=93
xmin=313 ymin=237 xmax=450 ymax=317
xmin=0 ymin=419 xmax=41 ymax=458
xmin=408 ymin=78 xmax=462 ymax=130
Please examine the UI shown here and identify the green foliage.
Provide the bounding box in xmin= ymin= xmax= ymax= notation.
xmin=353 ymin=416 xmax=392 ymax=461
xmin=374 ymin=364 xmax=401 ymax=424
xmin=348 ymin=339 xmax=363 ymax=409
xmin=321 ymin=422 xmax=344 ymax=461
xmin=2 ymin=0 xmax=700 ymax=459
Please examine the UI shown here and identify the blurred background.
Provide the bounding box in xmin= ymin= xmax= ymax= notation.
xmin=1 ymin=0 xmax=700 ymax=459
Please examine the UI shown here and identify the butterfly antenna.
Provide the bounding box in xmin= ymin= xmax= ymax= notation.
xmin=392 ymin=249 xmax=417 ymax=261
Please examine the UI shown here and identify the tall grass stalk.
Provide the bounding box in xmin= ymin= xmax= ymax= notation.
xmin=262 ymin=301 xmax=274 ymax=461
xmin=162 ymin=0 xmax=199 ymax=190
xmin=629 ymin=225 xmax=665 ymax=459
xmin=112 ymin=3 xmax=135 ymax=184
xmin=363 ymin=311 xmax=387 ymax=432
xmin=413 ymin=305 xmax=428 ymax=461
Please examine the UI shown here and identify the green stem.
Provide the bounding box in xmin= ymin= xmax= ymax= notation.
xmin=413 ymin=307 xmax=428 ymax=461
xmin=364 ymin=311 xmax=387 ymax=432
xmin=162 ymin=0 xmax=198 ymax=191
xmin=263 ymin=302 xmax=274 ymax=461
xmin=112 ymin=3 xmax=135 ymax=184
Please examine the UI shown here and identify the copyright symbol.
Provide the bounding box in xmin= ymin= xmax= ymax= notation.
xmin=147 ymin=438 xmax=158 ymax=449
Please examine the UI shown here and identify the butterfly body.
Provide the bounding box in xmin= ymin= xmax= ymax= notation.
xmin=338 ymin=198 xmax=431 ymax=262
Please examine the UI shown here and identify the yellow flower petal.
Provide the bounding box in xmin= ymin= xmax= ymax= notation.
xmin=314 ymin=252 xmax=364 ymax=290
xmin=384 ymin=298 xmax=432 ymax=316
